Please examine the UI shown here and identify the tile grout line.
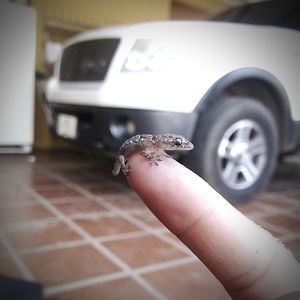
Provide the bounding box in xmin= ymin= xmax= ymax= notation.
xmin=249 ymin=216 xmax=291 ymax=235
xmin=27 ymin=188 xmax=168 ymax=300
xmin=45 ymin=256 xmax=198 ymax=296
xmin=95 ymin=230 xmax=149 ymax=243
xmin=1 ymin=216 xmax=61 ymax=234
xmin=19 ymin=239 xmax=88 ymax=255
xmin=45 ymin=271 xmax=128 ymax=296
xmin=43 ymin=169 xmax=194 ymax=256
xmin=0 ymin=231 xmax=34 ymax=281
xmin=247 ymin=201 xmax=300 ymax=220
xmin=20 ymin=231 xmax=149 ymax=255
xmin=135 ymin=256 xmax=198 ymax=275
xmin=278 ymin=232 xmax=300 ymax=243
xmin=17 ymin=231 xmax=148 ymax=256
xmin=156 ymin=234 xmax=194 ymax=256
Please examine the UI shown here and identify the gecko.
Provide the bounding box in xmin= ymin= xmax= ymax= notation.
xmin=112 ymin=134 xmax=194 ymax=176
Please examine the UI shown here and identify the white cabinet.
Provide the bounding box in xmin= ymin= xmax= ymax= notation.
xmin=0 ymin=2 xmax=36 ymax=153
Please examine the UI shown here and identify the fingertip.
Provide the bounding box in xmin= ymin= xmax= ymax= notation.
xmin=125 ymin=151 xmax=223 ymax=234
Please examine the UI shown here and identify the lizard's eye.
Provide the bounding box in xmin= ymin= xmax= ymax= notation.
xmin=175 ymin=138 xmax=182 ymax=146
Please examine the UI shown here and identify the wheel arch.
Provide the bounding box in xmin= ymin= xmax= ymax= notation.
xmin=196 ymin=68 xmax=292 ymax=152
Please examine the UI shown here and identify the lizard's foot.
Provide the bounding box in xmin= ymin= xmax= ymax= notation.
xmin=122 ymin=163 xmax=131 ymax=177
xmin=112 ymin=155 xmax=125 ymax=176
xmin=141 ymin=149 xmax=169 ymax=166
xmin=147 ymin=153 xmax=163 ymax=166
xmin=151 ymin=155 xmax=162 ymax=166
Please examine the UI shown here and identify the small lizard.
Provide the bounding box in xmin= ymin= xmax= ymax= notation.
xmin=112 ymin=134 xmax=194 ymax=176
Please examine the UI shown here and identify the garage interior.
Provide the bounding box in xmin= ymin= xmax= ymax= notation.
xmin=0 ymin=0 xmax=300 ymax=299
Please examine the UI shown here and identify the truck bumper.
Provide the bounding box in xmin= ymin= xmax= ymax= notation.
xmin=50 ymin=103 xmax=198 ymax=149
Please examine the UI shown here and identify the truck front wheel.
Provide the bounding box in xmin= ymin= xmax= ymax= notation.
xmin=187 ymin=97 xmax=279 ymax=203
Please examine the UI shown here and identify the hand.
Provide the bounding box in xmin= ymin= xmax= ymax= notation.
xmin=126 ymin=152 xmax=300 ymax=300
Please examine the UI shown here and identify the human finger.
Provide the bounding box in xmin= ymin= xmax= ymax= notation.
xmin=127 ymin=152 xmax=300 ymax=300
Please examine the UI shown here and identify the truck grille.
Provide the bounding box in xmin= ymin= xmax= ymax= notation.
xmin=59 ymin=39 xmax=120 ymax=82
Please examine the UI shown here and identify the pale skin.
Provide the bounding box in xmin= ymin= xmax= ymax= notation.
xmin=125 ymin=151 xmax=300 ymax=300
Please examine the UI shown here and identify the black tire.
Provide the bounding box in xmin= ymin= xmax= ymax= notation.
xmin=186 ymin=97 xmax=279 ymax=203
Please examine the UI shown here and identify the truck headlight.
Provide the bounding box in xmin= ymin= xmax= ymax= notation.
xmin=122 ymin=39 xmax=170 ymax=72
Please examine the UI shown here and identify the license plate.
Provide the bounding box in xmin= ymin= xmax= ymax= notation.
xmin=56 ymin=114 xmax=78 ymax=139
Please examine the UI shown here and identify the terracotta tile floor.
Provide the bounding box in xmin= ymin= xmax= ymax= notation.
xmin=0 ymin=150 xmax=299 ymax=300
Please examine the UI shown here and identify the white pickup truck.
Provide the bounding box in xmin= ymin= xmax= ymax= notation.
xmin=44 ymin=8 xmax=300 ymax=202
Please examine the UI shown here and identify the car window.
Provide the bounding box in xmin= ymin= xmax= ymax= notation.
xmin=213 ymin=0 xmax=300 ymax=31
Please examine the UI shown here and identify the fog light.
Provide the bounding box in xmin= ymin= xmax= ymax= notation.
xmin=110 ymin=116 xmax=136 ymax=139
